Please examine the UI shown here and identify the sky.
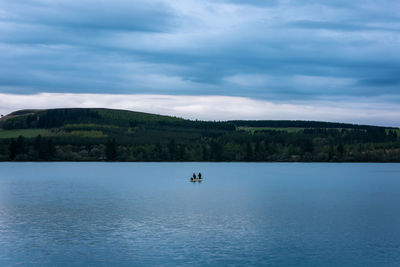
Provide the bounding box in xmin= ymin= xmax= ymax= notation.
xmin=0 ymin=0 xmax=399 ymax=126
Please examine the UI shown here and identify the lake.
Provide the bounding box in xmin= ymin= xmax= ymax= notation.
xmin=0 ymin=163 xmax=400 ymax=266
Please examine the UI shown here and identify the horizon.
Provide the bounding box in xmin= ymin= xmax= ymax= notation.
xmin=1 ymin=1 xmax=399 ymax=126
xmin=2 ymin=102 xmax=399 ymax=129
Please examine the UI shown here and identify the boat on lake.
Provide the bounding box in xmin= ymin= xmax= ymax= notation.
xmin=190 ymin=172 xmax=203 ymax=182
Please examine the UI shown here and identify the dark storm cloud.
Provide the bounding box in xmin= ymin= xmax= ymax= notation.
xmin=0 ymin=0 xmax=399 ymax=102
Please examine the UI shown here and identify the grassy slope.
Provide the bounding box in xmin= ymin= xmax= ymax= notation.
xmin=0 ymin=109 xmax=207 ymax=143
xmin=0 ymin=129 xmax=56 ymax=138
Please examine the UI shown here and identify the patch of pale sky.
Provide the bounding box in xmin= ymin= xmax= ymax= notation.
xmin=0 ymin=93 xmax=399 ymax=127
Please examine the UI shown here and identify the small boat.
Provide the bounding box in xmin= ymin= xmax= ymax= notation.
xmin=190 ymin=177 xmax=203 ymax=182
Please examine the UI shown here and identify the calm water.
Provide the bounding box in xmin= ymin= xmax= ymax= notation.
xmin=0 ymin=163 xmax=400 ymax=266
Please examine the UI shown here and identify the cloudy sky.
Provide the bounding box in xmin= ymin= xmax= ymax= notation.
xmin=0 ymin=0 xmax=399 ymax=126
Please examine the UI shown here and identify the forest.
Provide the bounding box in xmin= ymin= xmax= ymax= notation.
xmin=0 ymin=108 xmax=399 ymax=162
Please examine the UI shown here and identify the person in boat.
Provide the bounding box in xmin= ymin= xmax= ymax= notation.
xmin=198 ymin=172 xmax=202 ymax=179
xmin=192 ymin=172 xmax=197 ymax=179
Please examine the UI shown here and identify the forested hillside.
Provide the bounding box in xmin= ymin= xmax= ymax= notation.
xmin=0 ymin=108 xmax=399 ymax=162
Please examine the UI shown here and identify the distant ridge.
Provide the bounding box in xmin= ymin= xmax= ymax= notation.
xmin=0 ymin=108 xmax=395 ymax=130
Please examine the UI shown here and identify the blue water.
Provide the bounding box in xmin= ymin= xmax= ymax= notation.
xmin=0 ymin=163 xmax=400 ymax=266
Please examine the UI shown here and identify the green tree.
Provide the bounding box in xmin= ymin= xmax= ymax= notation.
xmin=46 ymin=139 xmax=56 ymax=159
xmin=9 ymin=139 xmax=17 ymax=160
xmin=245 ymin=141 xmax=253 ymax=161
xmin=202 ymin=144 xmax=209 ymax=161
xmin=337 ymin=142 xmax=344 ymax=155
xmin=210 ymin=140 xmax=223 ymax=161
xmin=301 ymin=139 xmax=314 ymax=154
xmin=9 ymin=136 xmax=26 ymax=160
xmin=106 ymin=138 xmax=117 ymax=161
xmin=168 ymin=139 xmax=177 ymax=160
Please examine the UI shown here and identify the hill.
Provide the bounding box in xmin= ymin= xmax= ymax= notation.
xmin=0 ymin=108 xmax=399 ymax=162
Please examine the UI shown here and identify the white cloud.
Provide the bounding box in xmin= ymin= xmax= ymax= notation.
xmin=0 ymin=93 xmax=399 ymax=127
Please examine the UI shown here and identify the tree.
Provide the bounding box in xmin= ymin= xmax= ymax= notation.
xmin=168 ymin=139 xmax=177 ymax=160
xmin=46 ymin=139 xmax=56 ymax=159
xmin=254 ymin=141 xmax=264 ymax=161
xmin=9 ymin=139 xmax=18 ymax=160
xmin=202 ymin=144 xmax=209 ymax=161
xmin=178 ymin=145 xmax=185 ymax=160
xmin=34 ymin=135 xmax=45 ymax=159
xmin=301 ymin=139 xmax=314 ymax=154
xmin=153 ymin=142 xmax=163 ymax=160
xmin=337 ymin=142 xmax=344 ymax=155
xmin=245 ymin=141 xmax=253 ymax=161
xmin=9 ymin=136 xmax=26 ymax=160
xmin=33 ymin=135 xmax=56 ymax=160
xmin=106 ymin=138 xmax=117 ymax=161
xmin=210 ymin=140 xmax=223 ymax=161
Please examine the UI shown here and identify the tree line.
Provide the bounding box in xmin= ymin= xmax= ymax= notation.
xmin=1 ymin=108 xmax=398 ymax=162
xmin=1 ymin=127 xmax=399 ymax=162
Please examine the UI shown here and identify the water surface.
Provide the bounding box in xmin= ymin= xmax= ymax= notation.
xmin=0 ymin=163 xmax=400 ymax=266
